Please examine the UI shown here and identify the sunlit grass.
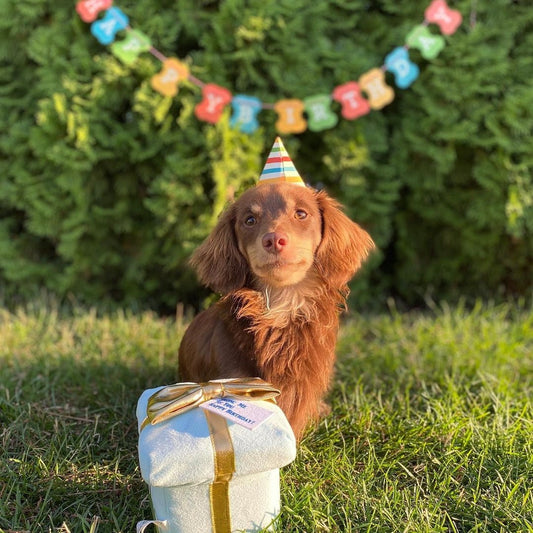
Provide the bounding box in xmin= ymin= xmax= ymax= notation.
xmin=1 ymin=301 xmax=531 ymax=532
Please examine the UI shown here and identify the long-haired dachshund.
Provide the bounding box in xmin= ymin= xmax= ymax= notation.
xmin=179 ymin=182 xmax=374 ymax=439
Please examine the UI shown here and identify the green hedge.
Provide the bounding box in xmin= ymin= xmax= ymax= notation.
xmin=0 ymin=0 xmax=531 ymax=311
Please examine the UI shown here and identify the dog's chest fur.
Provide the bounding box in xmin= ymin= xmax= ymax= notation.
xmin=221 ymin=283 xmax=341 ymax=388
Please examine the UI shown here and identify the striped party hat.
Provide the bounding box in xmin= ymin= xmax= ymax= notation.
xmin=258 ymin=137 xmax=305 ymax=186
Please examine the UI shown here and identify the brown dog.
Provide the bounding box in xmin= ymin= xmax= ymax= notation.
xmin=179 ymin=182 xmax=374 ymax=439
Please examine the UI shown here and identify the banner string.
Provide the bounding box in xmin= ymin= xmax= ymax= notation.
xmin=76 ymin=0 xmax=462 ymax=135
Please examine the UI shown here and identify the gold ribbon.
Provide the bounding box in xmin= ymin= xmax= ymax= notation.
xmin=140 ymin=377 xmax=280 ymax=430
xmin=140 ymin=378 xmax=281 ymax=533
xmin=205 ymin=409 xmax=235 ymax=533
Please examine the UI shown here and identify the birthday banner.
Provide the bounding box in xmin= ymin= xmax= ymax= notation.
xmin=76 ymin=0 xmax=462 ymax=134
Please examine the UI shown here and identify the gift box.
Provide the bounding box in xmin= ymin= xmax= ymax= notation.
xmin=136 ymin=379 xmax=297 ymax=533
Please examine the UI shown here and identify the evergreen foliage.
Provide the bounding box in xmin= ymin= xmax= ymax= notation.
xmin=0 ymin=0 xmax=531 ymax=310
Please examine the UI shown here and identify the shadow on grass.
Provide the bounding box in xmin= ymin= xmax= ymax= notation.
xmin=1 ymin=353 xmax=179 ymax=532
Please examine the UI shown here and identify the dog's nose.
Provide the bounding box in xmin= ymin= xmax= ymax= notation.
xmin=262 ymin=232 xmax=288 ymax=253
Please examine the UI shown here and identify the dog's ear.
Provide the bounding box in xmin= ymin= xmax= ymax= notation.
xmin=315 ymin=190 xmax=375 ymax=288
xmin=190 ymin=204 xmax=248 ymax=294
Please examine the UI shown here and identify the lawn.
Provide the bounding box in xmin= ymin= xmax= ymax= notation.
xmin=1 ymin=301 xmax=532 ymax=532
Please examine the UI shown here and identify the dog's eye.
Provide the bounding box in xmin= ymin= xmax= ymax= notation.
xmin=295 ymin=209 xmax=308 ymax=220
xmin=244 ymin=215 xmax=257 ymax=227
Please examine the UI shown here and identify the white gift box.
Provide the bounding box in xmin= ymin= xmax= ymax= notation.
xmin=136 ymin=382 xmax=297 ymax=533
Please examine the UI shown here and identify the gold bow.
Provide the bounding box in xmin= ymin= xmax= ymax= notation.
xmin=141 ymin=377 xmax=280 ymax=430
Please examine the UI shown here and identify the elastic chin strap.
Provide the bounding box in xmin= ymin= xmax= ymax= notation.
xmin=136 ymin=520 xmax=168 ymax=532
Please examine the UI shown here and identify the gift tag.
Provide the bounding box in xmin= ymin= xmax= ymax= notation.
xmin=202 ymin=398 xmax=275 ymax=430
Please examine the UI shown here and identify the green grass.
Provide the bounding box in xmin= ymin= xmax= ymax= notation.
xmin=1 ymin=301 xmax=532 ymax=532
